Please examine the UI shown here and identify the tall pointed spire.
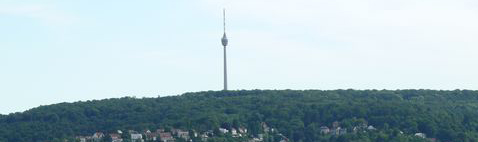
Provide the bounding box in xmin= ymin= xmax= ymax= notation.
xmin=221 ymin=8 xmax=228 ymax=91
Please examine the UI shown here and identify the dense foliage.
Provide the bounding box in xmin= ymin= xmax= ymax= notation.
xmin=1 ymin=90 xmax=478 ymax=142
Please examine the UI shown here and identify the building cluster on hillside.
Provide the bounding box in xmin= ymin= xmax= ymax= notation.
xmin=77 ymin=128 xmax=192 ymax=142
xmin=76 ymin=122 xmax=289 ymax=142
xmin=75 ymin=120 xmax=440 ymax=142
xmin=248 ymin=122 xmax=288 ymax=142
xmin=318 ymin=121 xmax=377 ymax=136
xmin=318 ymin=121 xmax=436 ymax=142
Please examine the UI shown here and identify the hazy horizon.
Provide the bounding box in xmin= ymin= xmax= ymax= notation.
xmin=1 ymin=0 xmax=477 ymax=114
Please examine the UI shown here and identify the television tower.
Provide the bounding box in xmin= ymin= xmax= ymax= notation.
xmin=221 ymin=9 xmax=229 ymax=91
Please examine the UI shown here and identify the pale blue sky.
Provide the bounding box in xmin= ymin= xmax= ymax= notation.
xmin=1 ymin=0 xmax=478 ymax=114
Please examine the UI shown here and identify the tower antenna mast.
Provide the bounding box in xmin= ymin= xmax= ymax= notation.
xmin=221 ymin=8 xmax=229 ymax=91
xmin=223 ymin=9 xmax=226 ymax=33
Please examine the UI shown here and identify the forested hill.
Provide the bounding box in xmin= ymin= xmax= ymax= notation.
xmin=2 ymin=90 xmax=478 ymax=142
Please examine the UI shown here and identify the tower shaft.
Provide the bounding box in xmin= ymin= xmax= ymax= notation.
xmin=221 ymin=9 xmax=229 ymax=91
xmin=224 ymin=46 xmax=227 ymax=90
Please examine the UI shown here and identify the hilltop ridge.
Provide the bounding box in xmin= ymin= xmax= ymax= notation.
xmin=1 ymin=90 xmax=478 ymax=142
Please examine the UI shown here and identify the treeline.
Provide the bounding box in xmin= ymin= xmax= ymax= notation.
xmin=1 ymin=90 xmax=478 ymax=142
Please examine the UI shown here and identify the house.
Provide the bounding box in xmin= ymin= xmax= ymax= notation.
xmin=192 ymin=130 xmax=198 ymax=137
xmin=110 ymin=133 xmax=123 ymax=142
xmin=200 ymin=133 xmax=209 ymax=142
xmin=219 ymin=128 xmax=229 ymax=133
xmin=171 ymin=128 xmax=179 ymax=135
xmin=171 ymin=128 xmax=188 ymax=136
xmin=92 ymin=132 xmax=105 ymax=139
xmin=159 ymin=132 xmax=175 ymax=142
xmin=145 ymin=131 xmax=159 ymax=141
xmin=177 ymin=130 xmax=190 ymax=140
xmin=367 ymin=125 xmax=377 ymax=131
xmin=231 ymin=128 xmax=238 ymax=137
xmin=205 ymin=130 xmax=214 ymax=136
xmin=131 ymin=134 xmax=144 ymax=142
xmin=232 ymin=128 xmax=245 ymax=137
xmin=415 ymin=133 xmax=426 ymax=138
xmin=320 ymin=126 xmax=330 ymax=134
xmin=239 ymin=127 xmax=248 ymax=134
